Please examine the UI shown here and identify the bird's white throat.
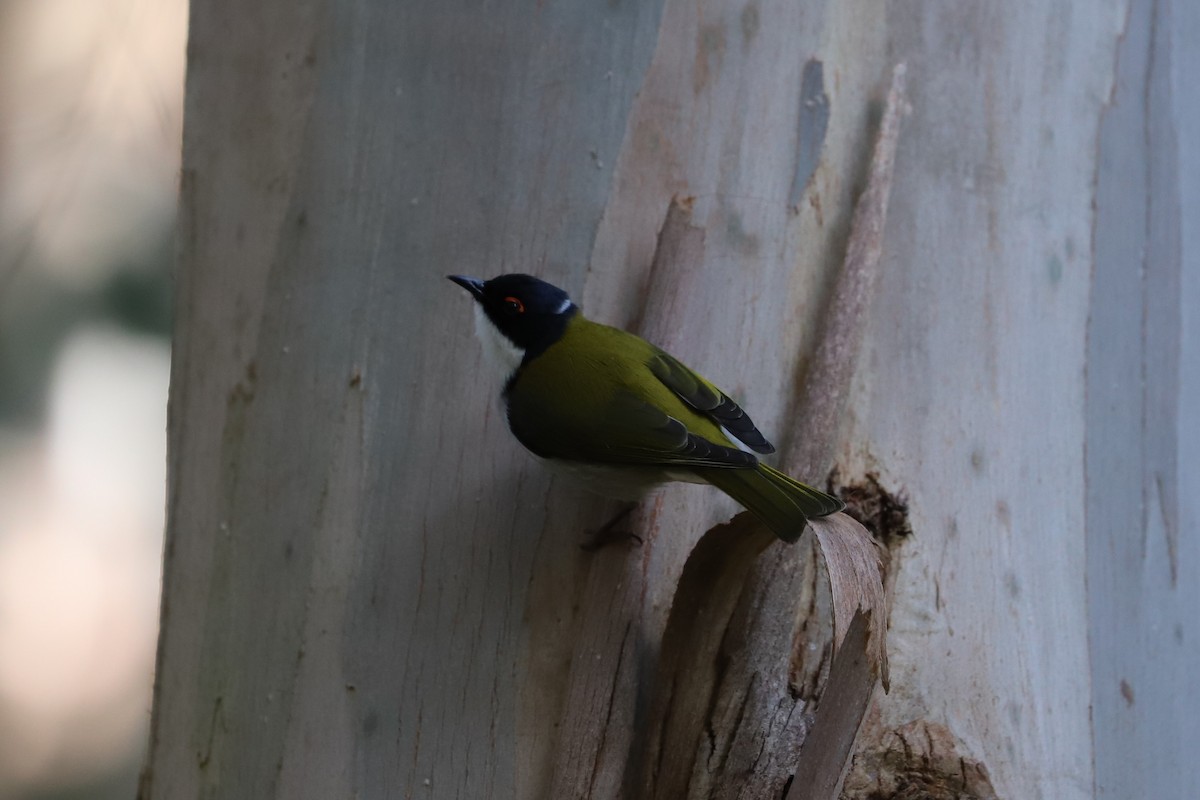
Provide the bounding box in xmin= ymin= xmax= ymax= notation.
xmin=473 ymin=304 xmax=525 ymax=379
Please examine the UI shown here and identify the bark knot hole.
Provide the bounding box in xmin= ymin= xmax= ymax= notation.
xmin=829 ymin=470 xmax=912 ymax=550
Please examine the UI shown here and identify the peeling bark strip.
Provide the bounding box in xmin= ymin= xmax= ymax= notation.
xmin=551 ymin=65 xmax=908 ymax=789
xmin=634 ymin=516 xmax=776 ymax=799
xmin=630 ymin=196 xmax=707 ymax=345
xmin=786 ymin=611 xmax=873 ymax=800
xmin=773 ymin=62 xmax=907 ymax=800
xmin=624 ymin=64 xmax=907 ymax=800
xmin=789 ymin=63 xmax=908 ymax=482
xmin=808 ymin=515 xmax=887 ymax=688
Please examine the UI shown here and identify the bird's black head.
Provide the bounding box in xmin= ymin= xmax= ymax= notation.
xmin=448 ymin=273 xmax=578 ymax=368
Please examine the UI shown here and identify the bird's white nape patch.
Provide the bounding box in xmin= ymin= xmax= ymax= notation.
xmin=554 ymin=297 xmax=573 ymax=314
xmin=473 ymin=303 xmax=525 ymax=379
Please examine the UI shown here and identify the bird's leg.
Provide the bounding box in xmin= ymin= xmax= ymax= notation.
xmin=580 ymin=502 xmax=641 ymax=551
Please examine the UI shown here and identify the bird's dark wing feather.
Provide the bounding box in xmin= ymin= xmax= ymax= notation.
xmin=508 ymin=388 xmax=758 ymax=470
xmin=647 ymin=353 xmax=775 ymax=454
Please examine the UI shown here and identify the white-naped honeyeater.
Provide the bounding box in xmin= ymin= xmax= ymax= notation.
xmin=449 ymin=273 xmax=843 ymax=542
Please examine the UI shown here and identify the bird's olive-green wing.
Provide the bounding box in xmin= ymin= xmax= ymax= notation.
xmin=647 ymin=352 xmax=776 ymax=454
xmin=507 ymin=387 xmax=758 ymax=470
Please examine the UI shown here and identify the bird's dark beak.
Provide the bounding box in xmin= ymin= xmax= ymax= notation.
xmin=447 ymin=275 xmax=485 ymax=301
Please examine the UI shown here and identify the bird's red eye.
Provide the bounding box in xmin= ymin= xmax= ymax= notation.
xmin=503 ymin=296 xmax=525 ymax=313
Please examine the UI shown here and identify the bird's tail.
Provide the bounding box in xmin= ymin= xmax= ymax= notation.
xmin=696 ymin=464 xmax=844 ymax=543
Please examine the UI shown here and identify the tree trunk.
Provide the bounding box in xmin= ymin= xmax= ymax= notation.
xmin=141 ymin=1 xmax=1198 ymax=799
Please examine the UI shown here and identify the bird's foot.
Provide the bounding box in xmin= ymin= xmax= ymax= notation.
xmin=580 ymin=503 xmax=641 ymax=551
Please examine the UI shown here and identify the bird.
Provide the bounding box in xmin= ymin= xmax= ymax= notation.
xmin=448 ymin=273 xmax=844 ymax=543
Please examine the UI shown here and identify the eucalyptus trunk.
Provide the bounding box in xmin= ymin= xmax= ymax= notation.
xmin=141 ymin=1 xmax=1199 ymax=799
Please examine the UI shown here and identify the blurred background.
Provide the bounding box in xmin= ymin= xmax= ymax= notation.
xmin=0 ymin=1 xmax=186 ymax=797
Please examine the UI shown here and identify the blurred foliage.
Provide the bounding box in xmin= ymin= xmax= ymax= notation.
xmin=0 ymin=3 xmax=184 ymax=796
xmin=99 ymin=236 xmax=174 ymax=337
xmin=0 ymin=228 xmax=172 ymax=426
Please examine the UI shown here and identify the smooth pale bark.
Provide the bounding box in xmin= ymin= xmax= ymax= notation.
xmin=142 ymin=1 xmax=1198 ymax=799
xmin=840 ymin=2 xmax=1198 ymax=799
xmin=1084 ymin=1 xmax=1199 ymax=797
